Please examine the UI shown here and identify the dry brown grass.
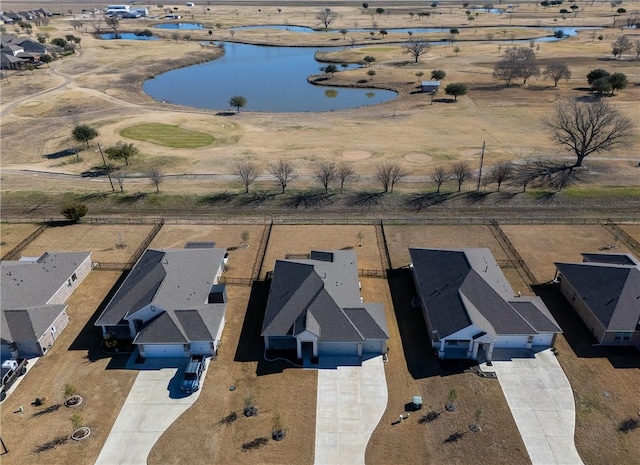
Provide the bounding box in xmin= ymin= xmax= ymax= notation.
xmin=500 ymin=224 xmax=636 ymax=282
xmin=20 ymin=223 xmax=156 ymax=264
xmin=0 ymin=222 xmax=41 ymax=257
xmin=620 ymin=224 xmax=640 ymax=243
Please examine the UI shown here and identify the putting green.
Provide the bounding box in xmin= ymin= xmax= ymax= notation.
xmin=120 ymin=123 xmax=214 ymax=148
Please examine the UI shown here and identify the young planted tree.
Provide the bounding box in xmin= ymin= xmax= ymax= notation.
xmin=72 ymin=124 xmax=98 ymax=148
xmin=148 ymin=167 xmax=163 ymax=193
xmin=269 ymin=159 xmax=297 ymax=193
xmin=547 ymin=99 xmax=635 ymax=167
xmin=430 ymin=166 xmax=450 ymax=193
xmin=312 ymin=161 xmax=337 ymax=193
xmin=446 ymin=388 xmax=458 ymax=411
xmin=105 ymin=142 xmax=139 ymax=166
xmin=487 ymin=162 xmax=513 ymax=191
xmin=317 ymin=8 xmax=338 ymax=29
xmin=403 ymin=39 xmax=431 ymax=63
xmin=543 ymin=62 xmax=571 ymax=87
xmin=336 ymin=162 xmax=357 ymax=193
xmin=234 ymin=161 xmax=260 ymax=193
xmin=114 ymin=169 xmax=125 ymax=193
xmin=444 ymin=82 xmax=467 ymax=101
xmin=376 ymin=162 xmax=409 ymax=193
xmin=229 ymin=95 xmax=247 ymax=113
xmin=451 ymin=162 xmax=472 ymax=191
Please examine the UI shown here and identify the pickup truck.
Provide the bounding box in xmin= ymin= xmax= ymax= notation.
xmin=1 ymin=358 xmax=28 ymax=402
xmin=179 ymin=355 xmax=205 ymax=394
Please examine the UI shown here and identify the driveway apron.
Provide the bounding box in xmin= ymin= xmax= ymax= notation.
xmin=489 ymin=349 xmax=584 ymax=465
xmin=314 ymin=355 xmax=388 ymax=465
xmin=95 ymin=357 xmax=207 ymax=465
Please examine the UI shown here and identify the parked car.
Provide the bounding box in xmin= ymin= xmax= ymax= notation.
xmin=180 ymin=355 xmax=205 ymax=394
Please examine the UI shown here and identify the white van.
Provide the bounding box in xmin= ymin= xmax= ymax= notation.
xmin=186 ymin=2 xmax=195 ymax=6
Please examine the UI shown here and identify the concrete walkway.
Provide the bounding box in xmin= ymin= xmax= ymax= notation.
xmin=484 ymin=349 xmax=584 ymax=465
xmin=95 ymin=357 xmax=208 ymax=465
xmin=314 ymin=356 xmax=387 ymax=465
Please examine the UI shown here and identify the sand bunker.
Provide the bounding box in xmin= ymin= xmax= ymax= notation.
xmin=404 ymin=153 xmax=433 ymax=163
xmin=342 ymin=150 xmax=372 ymax=160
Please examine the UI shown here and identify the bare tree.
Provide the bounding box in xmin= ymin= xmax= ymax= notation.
xmin=312 ymin=161 xmax=337 ymax=193
xmin=234 ymin=161 xmax=260 ymax=193
xmin=269 ymin=159 xmax=297 ymax=193
xmin=431 ymin=166 xmax=449 ymax=193
xmin=403 ymin=38 xmax=431 ymax=63
xmin=451 ymin=162 xmax=472 ymax=192
xmin=376 ymin=162 xmax=409 ymax=193
xmin=543 ymin=62 xmax=572 ymax=87
xmin=493 ymin=47 xmax=538 ymax=86
xmin=547 ymin=99 xmax=635 ymax=167
xmin=487 ymin=162 xmax=513 ymax=191
xmin=517 ymin=48 xmax=539 ymax=84
xmin=114 ymin=169 xmax=125 ymax=193
xmin=316 ymin=8 xmax=338 ymax=29
xmin=148 ymin=167 xmax=163 ymax=193
xmin=105 ymin=16 xmax=120 ymax=36
xmin=612 ymin=35 xmax=633 ymax=58
xmin=634 ymin=38 xmax=640 ymax=60
xmin=336 ymin=162 xmax=357 ymax=193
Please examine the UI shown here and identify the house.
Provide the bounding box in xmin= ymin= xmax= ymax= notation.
xmin=17 ymin=39 xmax=47 ymax=54
xmin=409 ymin=248 xmax=561 ymax=361
xmin=1 ymin=252 xmax=92 ymax=359
xmin=94 ymin=246 xmax=228 ymax=358
xmin=421 ymin=80 xmax=440 ymax=93
xmin=0 ymin=52 xmax=25 ymax=69
xmin=261 ymin=250 xmax=389 ymax=361
xmin=555 ymin=253 xmax=640 ymax=347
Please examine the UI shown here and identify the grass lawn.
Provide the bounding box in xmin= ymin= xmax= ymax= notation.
xmin=120 ymin=123 xmax=214 ymax=149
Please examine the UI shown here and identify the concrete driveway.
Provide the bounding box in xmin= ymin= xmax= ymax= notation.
xmin=485 ymin=349 xmax=584 ymax=465
xmin=95 ymin=356 xmax=208 ymax=465
xmin=314 ymin=355 xmax=387 ymax=465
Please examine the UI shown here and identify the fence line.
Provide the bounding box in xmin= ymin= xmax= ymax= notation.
xmin=1 ymin=223 xmax=49 ymax=260
xmin=220 ymin=276 xmax=253 ymax=286
xmin=605 ymin=220 xmax=640 ymax=254
xmin=358 ymin=269 xmax=387 ymax=279
xmin=252 ymin=220 xmax=273 ymax=281
xmin=489 ymin=221 xmax=540 ymax=285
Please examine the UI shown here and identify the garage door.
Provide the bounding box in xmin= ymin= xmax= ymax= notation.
xmin=142 ymin=344 xmax=186 ymax=358
xmin=319 ymin=342 xmax=358 ymax=356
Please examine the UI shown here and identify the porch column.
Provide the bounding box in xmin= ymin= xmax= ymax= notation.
xmin=296 ymin=338 xmax=302 ymax=359
xmin=472 ymin=342 xmax=480 ymax=359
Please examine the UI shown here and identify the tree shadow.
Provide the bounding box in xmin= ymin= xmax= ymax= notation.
xmin=284 ymin=192 xmax=334 ymax=208
xmin=197 ymin=191 xmax=238 ymax=205
xmin=463 ymin=191 xmax=491 ymax=203
xmin=241 ymin=437 xmax=269 ymax=451
xmin=532 ymin=284 xmax=640 ymax=368
xmin=33 ymin=436 xmax=69 ymax=454
xmin=432 ymin=98 xmax=456 ymax=103
xmin=44 ymin=147 xmax=80 ymax=159
xmin=235 ymin=191 xmax=278 ymax=207
xmin=405 ymin=192 xmax=452 ymax=211
xmin=114 ymin=192 xmax=148 ymax=204
xmin=215 ymin=111 xmax=236 ymax=116
xmin=349 ymin=191 xmax=384 ymax=207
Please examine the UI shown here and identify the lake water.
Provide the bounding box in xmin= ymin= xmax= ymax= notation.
xmin=155 ymin=23 xmax=203 ymax=30
xmin=143 ymin=42 xmax=397 ymax=112
xmin=100 ymin=33 xmax=160 ymax=40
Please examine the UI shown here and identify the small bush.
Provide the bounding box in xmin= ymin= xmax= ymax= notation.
xmin=60 ymin=203 xmax=87 ymax=222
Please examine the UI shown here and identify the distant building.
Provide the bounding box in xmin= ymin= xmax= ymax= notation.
xmin=555 ymin=253 xmax=640 ymax=347
xmin=421 ymin=80 xmax=440 ymax=93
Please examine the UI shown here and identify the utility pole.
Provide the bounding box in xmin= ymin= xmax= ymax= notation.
xmin=97 ymin=142 xmax=115 ymax=192
xmin=476 ymin=141 xmax=485 ymax=191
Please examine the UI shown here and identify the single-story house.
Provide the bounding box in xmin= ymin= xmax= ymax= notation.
xmin=94 ymin=246 xmax=228 ymax=358
xmin=17 ymin=39 xmax=47 ymax=54
xmin=409 ymin=248 xmax=562 ymax=361
xmin=555 ymin=253 xmax=640 ymax=347
xmin=261 ymin=250 xmax=389 ymax=361
xmin=1 ymin=251 xmax=92 ymax=359
xmin=421 ymin=80 xmax=440 ymax=93
xmin=0 ymin=52 xmax=26 ymax=69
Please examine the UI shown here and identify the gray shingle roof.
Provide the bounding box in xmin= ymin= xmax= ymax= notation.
xmin=581 ymin=253 xmax=639 ymax=266
xmin=555 ymin=259 xmax=640 ymax=330
xmin=95 ymin=248 xmax=226 ymax=327
xmin=410 ymin=248 xmax=561 ymax=338
xmin=1 ymin=251 xmax=91 ymax=309
xmin=1 ymin=305 xmax=67 ymax=343
xmin=262 ymin=250 xmax=388 ymax=343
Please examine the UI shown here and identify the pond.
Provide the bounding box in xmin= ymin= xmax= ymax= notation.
xmin=100 ymin=33 xmax=160 ymax=40
xmin=154 ymin=23 xmax=203 ymax=30
xmin=143 ymin=42 xmax=397 ymax=112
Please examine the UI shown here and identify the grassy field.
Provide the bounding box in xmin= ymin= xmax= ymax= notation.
xmin=120 ymin=123 xmax=215 ymax=149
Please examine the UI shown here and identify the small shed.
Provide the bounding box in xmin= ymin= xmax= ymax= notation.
xmin=421 ymin=80 xmax=440 ymax=93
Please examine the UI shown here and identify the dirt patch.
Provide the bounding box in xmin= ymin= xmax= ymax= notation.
xmin=342 ymin=150 xmax=372 ymax=160
xmin=404 ymin=153 xmax=433 ymax=163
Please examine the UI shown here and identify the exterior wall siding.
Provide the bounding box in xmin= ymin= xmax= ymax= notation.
xmin=266 ymin=336 xmax=296 ymax=351
xmin=47 ymin=255 xmax=92 ymax=305
xmin=557 ymin=277 xmax=606 ymax=343
xmin=600 ymin=330 xmax=640 ymax=347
